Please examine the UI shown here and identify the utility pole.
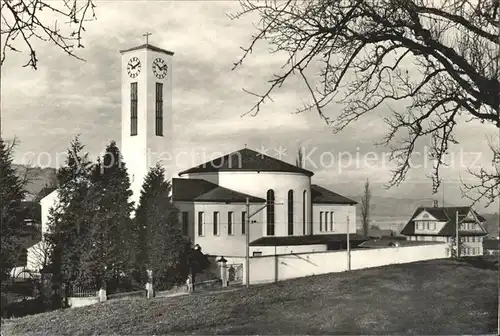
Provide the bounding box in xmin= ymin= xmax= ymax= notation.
xmin=245 ymin=197 xmax=250 ymax=289
xmin=456 ymin=210 xmax=460 ymax=258
xmin=244 ymin=198 xmax=283 ymax=288
xmin=347 ymin=215 xmax=351 ymax=271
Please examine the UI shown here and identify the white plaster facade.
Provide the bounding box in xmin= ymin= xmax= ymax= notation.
xmin=181 ymin=171 xmax=313 ymax=236
xmin=312 ymin=204 xmax=357 ymax=235
xmin=120 ymin=44 xmax=174 ymax=207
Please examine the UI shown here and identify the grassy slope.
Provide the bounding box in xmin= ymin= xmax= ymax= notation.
xmin=2 ymin=258 xmax=498 ymax=335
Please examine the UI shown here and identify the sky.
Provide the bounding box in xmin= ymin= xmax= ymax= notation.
xmin=1 ymin=0 xmax=498 ymax=213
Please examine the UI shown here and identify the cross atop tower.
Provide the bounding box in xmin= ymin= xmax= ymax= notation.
xmin=143 ymin=32 xmax=152 ymax=45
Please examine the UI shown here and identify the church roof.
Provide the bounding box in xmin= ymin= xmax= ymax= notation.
xmin=178 ymin=148 xmax=314 ymax=177
xmin=311 ymin=184 xmax=357 ymax=205
xmin=172 ymin=178 xmax=265 ymax=203
xmin=119 ymin=44 xmax=174 ymax=55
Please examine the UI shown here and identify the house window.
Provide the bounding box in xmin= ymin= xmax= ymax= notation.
xmin=330 ymin=211 xmax=334 ymax=231
xmin=302 ymin=190 xmax=307 ymax=235
xmin=155 ymin=83 xmax=163 ymax=136
xmin=242 ymin=211 xmax=246 ymax=235
xmin=197 ymin=212 xmax=204 ymax=236
xmin=130 ymin=82 xmax=138 ymax=136
xmin=287 ymin=190 xmax=294 ymax=235
xmin=253 ymin=251 xmax=262 ymax=257
xmin=266 ymin=189 xmax=275 ymax=236
xmin=213 ymin=212 xmax=219 ymax=235
xmin=228 ymin=211 xmax=233 ymax=235
xmin=319 ymin=211 xmax=323 ymax=232
xmin=181 ymin=211 xmax=189 ymax=236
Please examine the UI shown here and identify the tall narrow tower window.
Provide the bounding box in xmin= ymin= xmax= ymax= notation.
xmin=155 ymin=82 xmax=163 ymax=136
xmin=266 ymin=189 xmax=275 ymax=236
xmin=130 ymin=82 xmax=138 ymax=136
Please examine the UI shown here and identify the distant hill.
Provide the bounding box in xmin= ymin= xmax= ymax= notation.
xmin=13 ymin=164 xmax=57 ymax=199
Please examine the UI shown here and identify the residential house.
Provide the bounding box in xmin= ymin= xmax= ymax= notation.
xmin=400 ymin=203 xmax=488 ymax=257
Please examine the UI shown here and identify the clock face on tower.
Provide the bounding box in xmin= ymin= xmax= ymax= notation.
xmin=153 ymin=58 xmax=168 ymax=79
xmin=127 ymin=57 xmax=141 ymax=78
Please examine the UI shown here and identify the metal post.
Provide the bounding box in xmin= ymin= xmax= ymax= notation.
xmin=245 ymin=197 xmax=250 ymax=288
xmin=456 ymin=210 xmax=459 ymax=258
xmin=347 ymin=215 xmax=351 ymax=271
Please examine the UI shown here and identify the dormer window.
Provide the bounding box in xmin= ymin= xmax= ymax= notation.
xmin=416 ymin=220 xmax=436 ymax=231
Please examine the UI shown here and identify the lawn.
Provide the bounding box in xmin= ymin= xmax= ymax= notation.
xmin=2 ymin=257 xmax=498 ymax=335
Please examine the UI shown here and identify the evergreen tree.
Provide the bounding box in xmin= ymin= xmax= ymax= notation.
xmin=0 ymin=139 xmax=26 ymax=283
xmin=46 ymin=136 xmax=93 ymax=287
xmin=134 ymin=163 xmax=190 ymax=290
xmin=79 ymin=141 xmax=134 ymax=291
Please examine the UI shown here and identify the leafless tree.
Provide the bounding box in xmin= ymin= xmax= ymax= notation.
xmin=1 ymin=0 xmax=97 ymax=70
xmin=461 ymin=135 xmax=500 ymax=206
xmin=361 ymin=179 xmax=371 ymax=237
xmin=230 ymin=0 xmax=499 ymax=207
xmin=296 ymin=146 xmax=304 ymax=168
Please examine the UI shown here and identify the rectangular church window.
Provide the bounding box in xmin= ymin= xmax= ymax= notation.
xmin=213 ymin=211 xmax=219 ymax=236
xmin=155 ymin=83 xmax=163 ymax=136
xmin=242 ymin=211 xmax=246 ymax=235
xmin=228 ymin=211 xmax=233 ymax=235
xmin=130 ymin=82 xmax=138 ymax=136
xmin=197 ymin=212 xmax=204 ymax=236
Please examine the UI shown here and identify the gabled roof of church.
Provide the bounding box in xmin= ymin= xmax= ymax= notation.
xmin=172 ymin=178 xmax=265 ymax=203
xmin=400 ymin=206 xmax=488 ymax=236
xmin=311 ymin=184 xmax=357 ymax=205
xmin=119 ymin=43 xmax=174 ymax=55
xmin=178 ymin=148 xmax=314 ymax=177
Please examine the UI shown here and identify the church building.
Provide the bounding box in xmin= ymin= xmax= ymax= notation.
xmin=30 ymin=42 xmax=359 ymax=271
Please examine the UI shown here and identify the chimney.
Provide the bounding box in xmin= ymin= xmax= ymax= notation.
xmin=433 ymin=200 xmax=438 ymax=208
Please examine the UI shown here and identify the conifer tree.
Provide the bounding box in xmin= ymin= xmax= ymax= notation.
xmin=46 ymin=136 xmax=93 ymax=287
xmin=79 ymin=141 xmax=134 ymax=291
xmin=134 ymin=163 xmax=190 ymax=290
xmin=0 ymin=139 xmax=26 ymax=283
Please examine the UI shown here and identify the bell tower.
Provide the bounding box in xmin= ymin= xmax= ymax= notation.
xmin=120 ymin=38 xmax=174 ymax=207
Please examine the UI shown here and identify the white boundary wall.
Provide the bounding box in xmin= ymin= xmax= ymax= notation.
xmin=231 ymin=242 xmax=448 ymax=285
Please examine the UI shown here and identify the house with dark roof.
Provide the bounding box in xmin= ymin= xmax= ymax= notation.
xmin=400 ymin=202 xmax=488 ymax=257
xmin=170 ymin=147 xmax=358 ymax=257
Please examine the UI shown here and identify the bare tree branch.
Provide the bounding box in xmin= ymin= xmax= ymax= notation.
xmin=232 ymin=0 xmax=500 ymax=207
xmin=461 ymin=134 xmax=500 ymax=207
xmin=1 ymin=0 xmax=97 ymax=70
